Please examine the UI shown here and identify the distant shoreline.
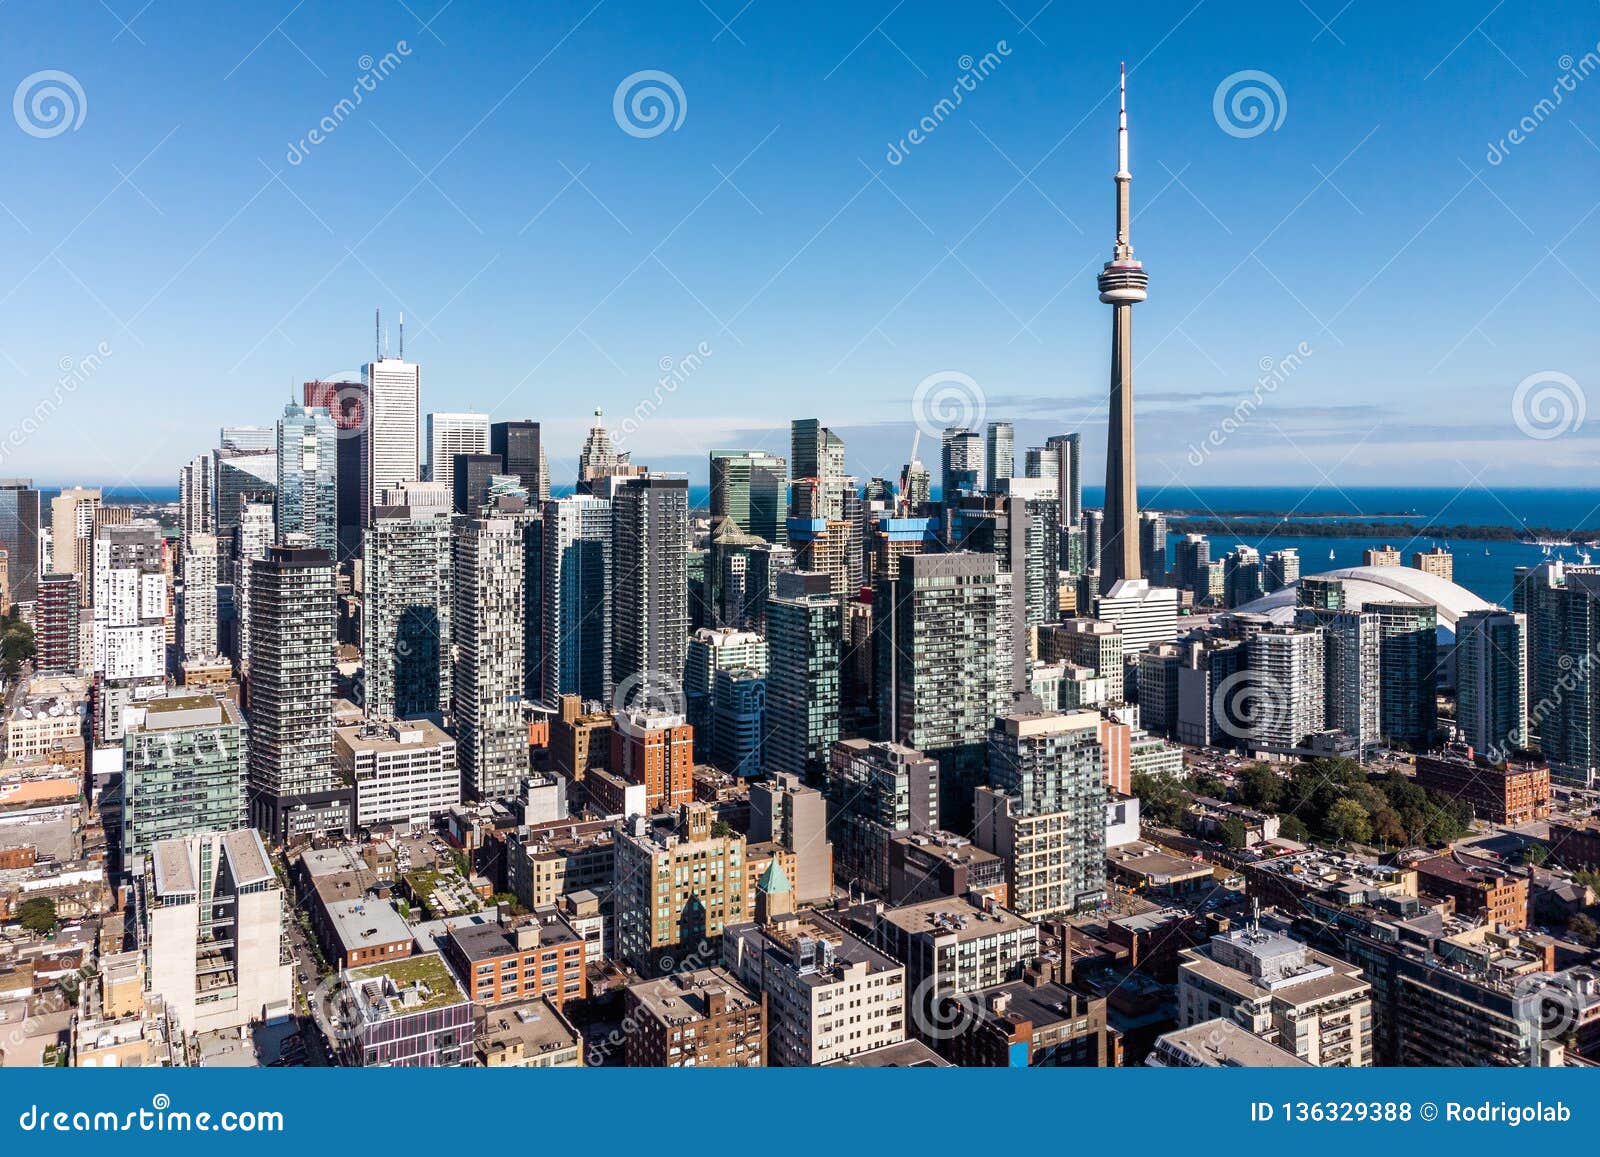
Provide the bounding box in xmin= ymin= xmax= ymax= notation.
xmin=1169 ymin=517 xmax=1599 ymax=544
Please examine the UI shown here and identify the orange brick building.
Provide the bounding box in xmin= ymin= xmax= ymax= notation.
xmin=612 ymin=708 xmax=694 ymax=812
xmin=443 ymin=911 xmax=588 ymax=1008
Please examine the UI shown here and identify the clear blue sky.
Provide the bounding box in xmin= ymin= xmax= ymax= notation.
xmin=2 ymin=0 xmax=1597 ymax=492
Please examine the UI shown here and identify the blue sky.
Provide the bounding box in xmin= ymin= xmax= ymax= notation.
xmin=1 ymin=0 xmax=1597 ymax=492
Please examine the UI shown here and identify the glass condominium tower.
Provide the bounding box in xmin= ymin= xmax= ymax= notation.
xmin=276 ymin=402 xmax=338 ymax=553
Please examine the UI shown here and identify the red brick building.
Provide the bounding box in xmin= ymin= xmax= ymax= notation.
xmin=443 ymin=911 xmax=588 ymax=1008
xmin=612 ymin=709 xmax=694 ymax=812
xmin=1414 ymin=746 xmax=1550 ymax=825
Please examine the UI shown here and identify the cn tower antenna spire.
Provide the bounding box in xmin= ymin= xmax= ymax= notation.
xmin=1096 ymin=63 xmax=1150 ymax=595
xmin=1115 ymin=62 xmax=1132 ymax=259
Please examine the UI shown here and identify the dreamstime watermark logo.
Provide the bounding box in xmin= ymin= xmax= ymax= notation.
xmin=286 ymin=42 xmax=412 ymax=165
xmin=1211 ymin=669 xmax=1288 ymax=743
xmin=613 ymin=669 xmax=688 ymax=717
xmin=1513 ymin=971 xmax=1585 ymax=1043
xmin=306 ymin=973 xmax=364 ymax=1046
xmin=1212 ymin=70 xmax=1287 ymax=139
xmin=1187 ymin=341 xmax=1313 ymax=467
xmin=911 ymin=370 xmax=985 ymax=439
xmin=1524 ymin=640 xmax=1600 ymax=747
xmin=0 ymin=341 xmax=113 ymax=467
xmin=909 ymin=975 xmax=981 ymax=1041
xmin=308 ymin=373 xmax=369 ymax=440
xmin=15 ymin=1094 xmax=283 ymax=1134
xmin=612 ymin=341 xmax=713 ymax=448
xmin=13 ymin=70 xmax=87 ymax=138
xmin=885 ymin=41 xmax=1012 ymax=165
xmin=1487 ymin=44 xmax=1600 ymax=165
xmin=1511 ymin=370 xmax=1584 ymax=440
xmin=613 ymin=70 xmax=687 ymax=138
xmin=585 ymin=937 xmax=718 ymax=1066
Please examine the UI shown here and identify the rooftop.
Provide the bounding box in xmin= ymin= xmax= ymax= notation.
xmin=477 ymin=997 xmax=580 ymax=1060
xmin=1150 ymin=1019 xmax=1311 ymax=1068
xmin=875 ymin=895 xmax=1032 ymax=941
xmin=346 ymin=952 xmax=468 ymax=1020
xmin=326 ymin=897 xmax=414 ymax=953
xmin=628 ymin=966 xmax=761 ymax=1024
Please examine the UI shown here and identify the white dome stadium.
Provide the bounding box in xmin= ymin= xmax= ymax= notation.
xmin=1233 ymin=565 xmax=1497 ymax=636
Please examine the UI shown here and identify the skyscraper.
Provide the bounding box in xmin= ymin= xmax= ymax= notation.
xmin=1371 ymin=601 xmax=1439 ymax=750
xmin=213 ymin=448 xmax=277 ymax=556
xmin=1454 ymin=609 xmax=1528 ymax=761
xmin=790 ymin=419 xmax=846 ymax=519
xmin=232 ymin=501 xmax=274 ymax=674
xmin=709 ymin=449 xmax=788 ymax=543
xmin=875 ymin=551 xmax=1010 ymax=830
xmin=1297 ymin=592 xmax=1381 ymax=755
xmin=427 ymin=412 xmax=490 ymax=492
xmin=121 ymin=692 xmax=248 ymax=861
xmin=766 ymin=570 xmax=842 ymax=779
xmin=219 ymin=425 xmax=273 ymax=451
xmin=451 ymin=451 xmax=504 ymax=515
xmin=612 ymin=476 xmax=690 ymax=691
xmin=362 ymin=350 xmax=421 ymax=526
xmin=50 ymin=486 xmax=103 ymax=609
xmin=977 ymin=707 xmax=1107 ymax=917
xmin=180 ymin=532 xmax=219 ymax=662
xmin=1245 ymin=626 xmax=1327 ymax=752
xmin=1097 ymin=67 xmax=1149 ymax=594
xmin=542 ymin=495 xmax=612 ymax=707
xmin=984 ymin=421 xmax=1014 ymax=492
xmin=1172 ymin=533 xmax=1211 ymax=597
xmin=34 ymin=572 xmax=80 ymax=674
xmin=1264 ymin=548 xmax=1301 ymax=592
xmin=0 ymin=480 xmax=40 ymax=605
xmin=1052 ymin=433 xmax=1083 ymax=528
xmin=1139 ymin=510 xmax=1167 ymax=585
xmin=940 ymin=427 xmax=982 ymax=499
xmin=275 ymin=402 xmax=338 ymax=553
xmin=302 ymin=379 xmax=366 ymax=560
xmin=453 ymin=515 xmax=526 ymax=801
xmin=685 ymin=627 xmax=768 ymax=761
xmin=1513 ymin=561 xmax=1598 ymax=783
xmin=92 ymin=523 xmax=167 ymax=743
xmin=248 ymin=543 xmax=348 ymax=838
xmin=364 ymin=509 xmax=453 ymax=721
xmin=178 ymin=456 xmax=213 ymax=545
xmin=490 ymin=419 xmax=545 ymax=502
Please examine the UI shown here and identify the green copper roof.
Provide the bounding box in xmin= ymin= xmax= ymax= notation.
xmin=757 ymin=859 xmax=791 ymax=893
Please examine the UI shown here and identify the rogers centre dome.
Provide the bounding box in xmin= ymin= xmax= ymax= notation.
xmin=1233 ymin=565 xmax=1498 ymax=638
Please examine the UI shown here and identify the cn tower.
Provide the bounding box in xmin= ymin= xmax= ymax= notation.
xmin=1097 ymin=64 xmax=1149 ymax=594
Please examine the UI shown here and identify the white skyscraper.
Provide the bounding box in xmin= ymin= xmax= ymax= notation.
xmin=181 ymin=533 xmax=219 ymax=661
xmin=363 ymin=351 xmax=421 ymax=525
xmin=426 ymin=412 xmax=490 ymax=493
xmin=233 ymin=501 xmax=275 ymax=674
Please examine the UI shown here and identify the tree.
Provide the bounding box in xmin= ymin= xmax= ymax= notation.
xmin=1237 ymin=764 xmax=1284 ymax=811
xmin=1521 ymin=843 xmax=1549 ymax=867
xmin=1568 ymin=913 xmax=1600 ymax=948
xmin=17 ymin=896 xmax=56 ymax=935
xmin=1 ymin=615 xmax=33 ymax=678
xmin=1278 ymin=813 xmax=1310 ymax=841
xmin=1219 ymin=816 xmax=1249 ymax=850
xmin=1326 ymin=798 xmax=1373 ymax=845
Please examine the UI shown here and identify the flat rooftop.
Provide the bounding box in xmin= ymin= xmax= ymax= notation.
xmin=628 ymin=966 xmax=760 ymax=1023
xmin=1152 ymin=1019 xmax=1311 ymax=1068
xmin=875 ymin=896 xmax=1032 ymax=941
xmin=326 ymin=897 xmax=413 ymax=953
xmin=477 ymin=998 xmax=579 ymax=1058
xmin=825 ymin=1039 xmax=951 ymax=1067
xmin=346 ymin=952 xmax=467 ymax=1020
xmin=448 ymin=915 xmax=582 ymax=962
